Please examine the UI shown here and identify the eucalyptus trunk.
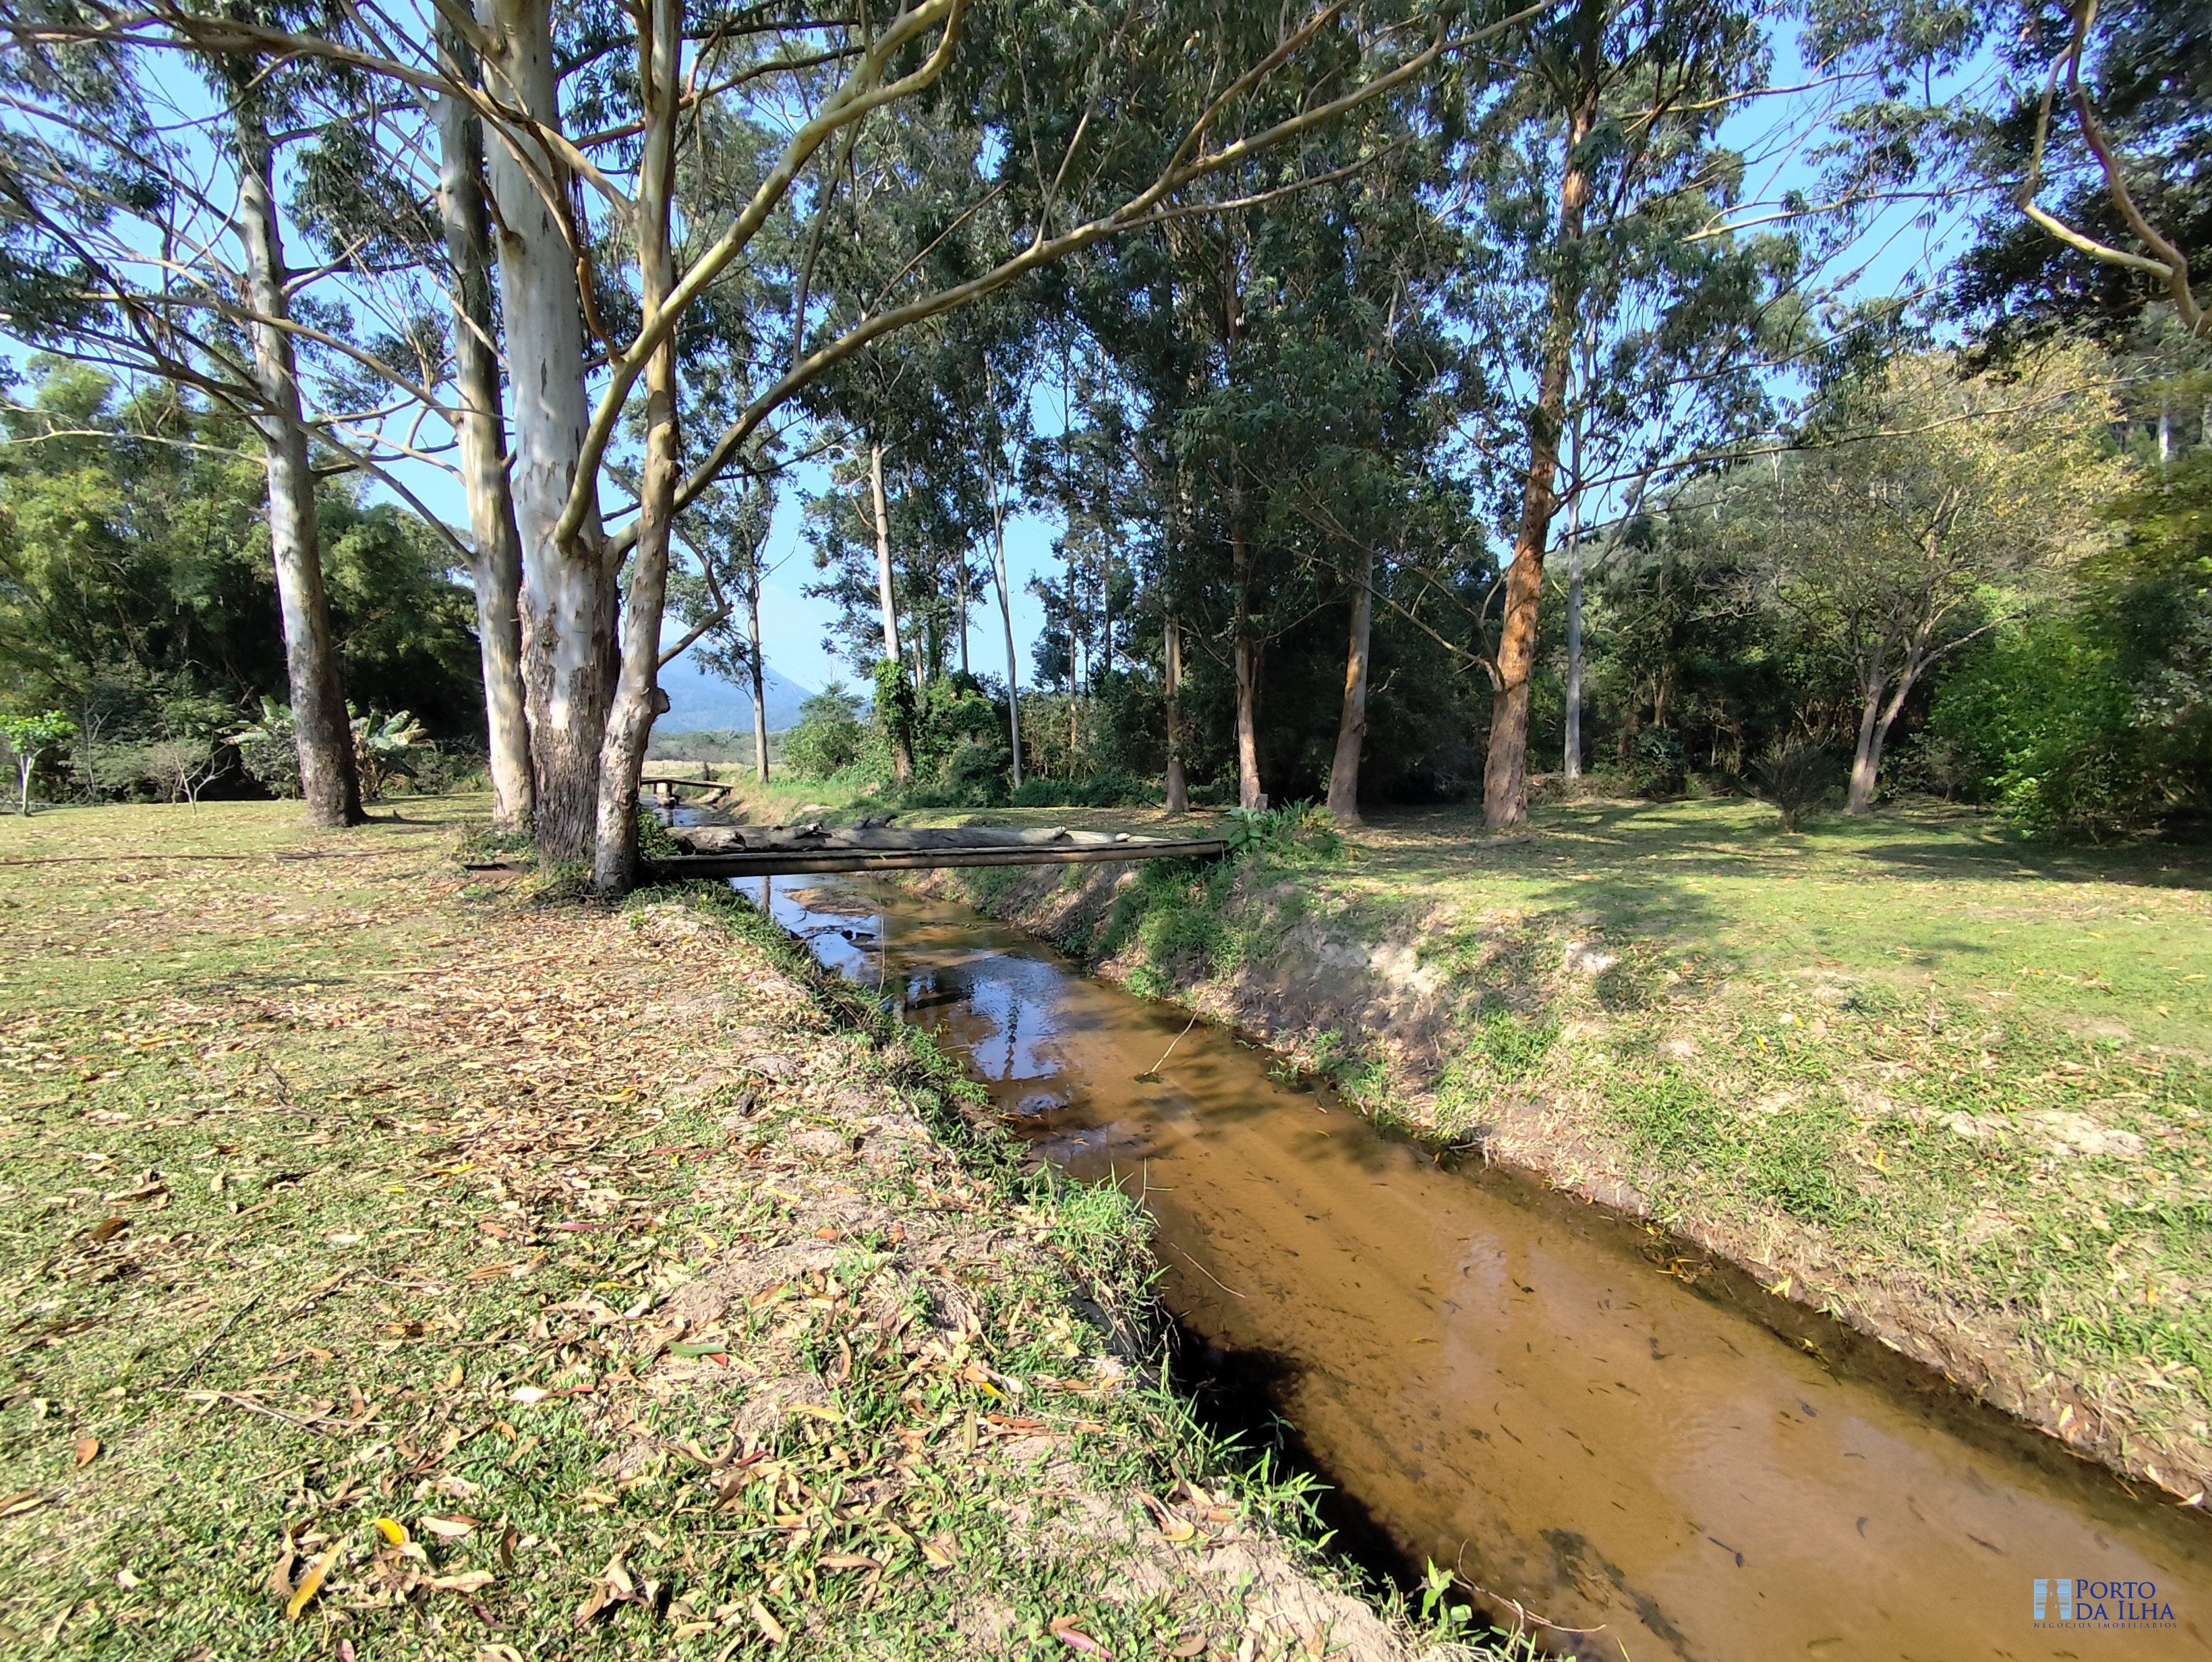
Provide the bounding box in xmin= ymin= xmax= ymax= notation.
xmin=991 ymin=494 xmax=1022 ymax=789
xmin=434 ymin=30 xmax=532 ymax=834
xmin=1482 ymin=63 xmax=1598 ymax=831
xmin=479 ymin=0 xmax=610 ymax=866
xmin=869 ymin=445 xmax=912 ymax=782
xmin=748 ymin=581 xmax=770 ymax=785
xmin=1563 ymin=492 xmax=1585 ymax=781
xmin=1327 ymin=542 xmax=1374 ymax=826
xmin=1231 ymin=513 xmax=1264 ymax=811
xmin=590 ymin=0 xmax=681 ymax=894
xmin=235 ymin=110 xmax=361 ymax=828
xmin=1163 ymin=613 xmax=1187 ymax=814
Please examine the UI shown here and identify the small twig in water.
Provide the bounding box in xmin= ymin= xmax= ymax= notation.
xmin=1161 ymin=1238 xmax=1246 ymax=1300
xmin=1136 ymin=1009 xmax=1202 ymax=1081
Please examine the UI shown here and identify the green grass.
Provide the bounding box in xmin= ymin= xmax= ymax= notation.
xmin=906 ymin=793 xmax=2212 ymax=1494
xmin=0 ymin=799 xmax=1499 ymax=1660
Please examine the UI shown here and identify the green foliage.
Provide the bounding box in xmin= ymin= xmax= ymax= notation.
xmin=226 ymin=698 xmax=299 ymax=798
xmin=0 ymin=708 xmax=74 ymax=812
xmin=871 ymin=658 xmax=918 ymax=768
xmin=1751 ymin=737 xmax=1840 ymax=832
xmin=1224 ymin=801 xmax=1343 ymax=864
xmin=351 ymin=706 xmax=429 ymax=802
xmin=782 ymin=682 xmax=867 ymax=780
xmin=1418 ymin=1561 xmax=1478 ymax=1640
xmin=0 ymin=361 xmax=484 ymax=786
xmin=1009 ymin=771 xmax=1157 ymax=809
xmin=1926 ymin=457 xmax=2212 ymax=838
xmin=634 ymin=807 xmax=683 ymax=863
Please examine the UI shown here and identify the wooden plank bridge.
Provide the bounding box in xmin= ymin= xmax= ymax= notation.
xmin=647 ymin=820 xmax=1228 ymax=880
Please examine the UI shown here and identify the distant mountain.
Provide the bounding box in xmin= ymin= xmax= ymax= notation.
xmin=657 ymin=650 xmax=815 ymax=733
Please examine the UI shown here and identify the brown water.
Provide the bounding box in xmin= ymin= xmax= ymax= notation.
xmin=772 ymin=873 xmax=2212 ymax=1661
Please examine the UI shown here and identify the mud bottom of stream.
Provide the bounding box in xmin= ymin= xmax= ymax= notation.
xmin=761 ymin=871 xmax=2212 ymax=1662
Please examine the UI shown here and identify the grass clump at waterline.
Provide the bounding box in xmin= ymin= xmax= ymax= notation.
xmin=899 ymin=795 xmax=2212 ymax=1501
xmin=0 ymin=797 xmax=1513 ymax=1661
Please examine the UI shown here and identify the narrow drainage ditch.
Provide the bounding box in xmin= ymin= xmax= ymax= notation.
xmin=763 ymin=870 xmax=2212 ymax=1660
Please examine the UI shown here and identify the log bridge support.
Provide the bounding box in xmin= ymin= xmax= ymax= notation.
xmin=647 ymin=821 xmax=1227 ymax=880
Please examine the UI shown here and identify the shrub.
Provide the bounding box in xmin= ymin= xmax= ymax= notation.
xmin=228 ymin=698 xmax=300 ymax=797
xmin=1751 ymin=737 xmax=1838 ymax=832
xmin=1009 ymin=771 xmax=1157 ymax=808
xmin=352 ymin=707 xmax=429 ymax=801
xmin=783 ymin=682 xmax=867 ymax=780
xmin=1623 ymin=728 xmax=1688 ymax=797
xmin=1224 ymin=800 xmax=1342 ymax=863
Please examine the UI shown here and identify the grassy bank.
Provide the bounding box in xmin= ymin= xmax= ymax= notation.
xmin=0 ymin=798 xmax=1490 ymax=1660
xmin=902 ymin=795 xmax=2212 ymax=1501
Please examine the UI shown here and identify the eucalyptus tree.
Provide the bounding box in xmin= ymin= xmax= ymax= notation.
xmin=0 ymin=15 xmax=384 ymax=823
xmin=0 ymin=7 xmax=549 ymax=829
xmin=1447 ymin=0 xmax=1793 ymax=828
xmin=1063 ymin=2 xmax=1475 ymax=810
xmin=30 ymin=0 xmax=1480 ymax=885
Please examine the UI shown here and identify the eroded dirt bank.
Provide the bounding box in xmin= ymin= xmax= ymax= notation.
xmin=903 ymin=847 xmax=2212 ymax=1505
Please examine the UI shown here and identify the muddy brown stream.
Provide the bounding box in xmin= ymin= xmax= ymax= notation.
xmin=769 ymin=872 xmax=2212 ymax=1660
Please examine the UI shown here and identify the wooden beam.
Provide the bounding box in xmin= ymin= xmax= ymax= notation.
xmin=645 ymin=838 xmax=1228 ymax=880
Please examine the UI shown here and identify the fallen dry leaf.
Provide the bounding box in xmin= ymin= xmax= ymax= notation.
xmin=88 ymin=1217 xmax=127 ymax=1244
xmin=1049 ymin=1614 xmax=1111 ymax=1657
xmin=0 ymin=1490 xmax=48 ymax=1518
xmin=419 ymin=1514 xmax=477 ymax=1539
xmin=751 ymin=1597 xmax=788 ymax=1644
xmin=430 ymin=1570 xmax=495 ymax=1593
xmin=284 ymin=1541 xmax=342 ymax=1622
xmin=370 ymin=1516 xmax=409 ymax=1548
xmin=72 ymin=1436 xmax=99 ymax=1468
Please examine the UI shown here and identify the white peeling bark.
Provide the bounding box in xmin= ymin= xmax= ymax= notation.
xmin=591 ymin=0 xmax=682 ymax=894
xmin=870 ymin=444 xmax=913 ymax=782
xmin=235 ymin=110 xmax=361 ymax=828
xmin=478 ymin=0 xmax=610 ymax=865
xmin=434 ymin=31 xmax=533 ymax=834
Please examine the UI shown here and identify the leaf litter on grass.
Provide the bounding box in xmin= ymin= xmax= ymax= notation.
xmin=0 ymin=801 xmax=1496 ymax=1661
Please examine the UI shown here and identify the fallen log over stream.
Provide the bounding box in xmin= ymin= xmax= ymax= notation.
xmin=647 ymin=821 xmax=1229 ymax=879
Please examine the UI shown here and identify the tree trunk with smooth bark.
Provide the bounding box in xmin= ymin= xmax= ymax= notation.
xmin=1327 ymin=542 xmax=1374 ymax=826
xmin=869 ymin=445 xmax=912 ymax=782
xmin=479 ymin=0 xmax=610 ymax=866
xmin=1563 ymin=486 xmax=1584 ymax=781
xmin=1482 ymin=53 xmax=1598 ymax=831
xmin=1231 ymin=513 xmax=1264 ymax=811
xmin=748 ymin=580 xmax=769 ymax=785
xmin=234 ymin=110 xmax=362 ymax=828
xmin=1846 ymin=631 xmax=1927 ymax=815
xmin=590 ymin=0 xmax=681 ymax=894
xmin=991 ymin=494 xmax=1022 ymax=789
xmin=434 ymin=31 xmax=533 ymax=834
xmin=1163 ymin=613 xmax=1187 ymax=814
